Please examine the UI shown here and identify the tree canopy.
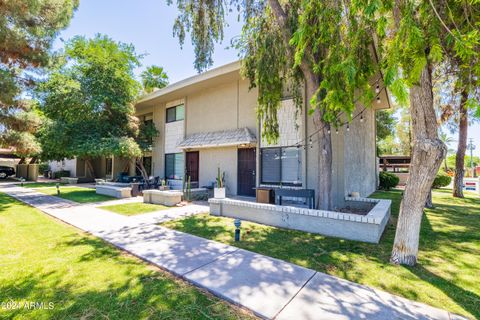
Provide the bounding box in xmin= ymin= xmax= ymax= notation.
xmin=37 ymin=35 xmax=143 ymax=172
xmin=0 ymin=0 xmax=78 ymax=159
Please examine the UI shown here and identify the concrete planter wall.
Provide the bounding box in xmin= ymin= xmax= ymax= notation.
xmin=209 ymin=197 xmax=391 ymax=243
xmin=143 ymin=190 xmax=183 ymax=206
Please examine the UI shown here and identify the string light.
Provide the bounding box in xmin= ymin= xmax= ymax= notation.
xmin=360 ymin=113 xmax=364 ymax=122
xmin=346 ymin=124 xmax=350 ymax=132
xmin=376 ymin=96 xmax=381 ymax=104
xmin=375 ymin=84 xmax=380 ymax=94
xmin=327 ymin=128 xmax=331 ymax=134
xmin=336 ymin=128 xmax=339 ymax=134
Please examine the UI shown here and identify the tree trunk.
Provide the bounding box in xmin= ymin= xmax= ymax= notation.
xmin=390 ymin=66 xmax=446 ymax=266
xmin=425 ymin=189 xmax=433 ymax=208
xmin=85 ymin=158 xmax=96 ymax=178
xmin=136 ymin=157 xmax=149 ymax=182
xmin=453 ymin=89 xmax=468 ymax=198
xmin=268 ymin=0 xmax=333 ymax=210
xmin=308 ymin=83 xmax=333 ymax=210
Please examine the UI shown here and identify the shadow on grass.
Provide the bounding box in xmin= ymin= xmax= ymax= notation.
xmin=0 ymin=268 xmax=244 ymax=320
xmin=407 ymin=264 xmax=480 ymax=319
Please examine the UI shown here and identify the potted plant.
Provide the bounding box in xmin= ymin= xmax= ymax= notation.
xmin=214 ymin=167 xmax=226 ymax=199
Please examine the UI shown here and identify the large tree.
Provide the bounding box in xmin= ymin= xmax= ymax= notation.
xmin=37 ymin=35 xmax=144 ymax=177
xmin=168 ymin=0 xmax=382 ymax=210
xmin=386 ymin=0 xmax=479 ymax=265
xmin=0 ymin=0 xmax=78 ymax=161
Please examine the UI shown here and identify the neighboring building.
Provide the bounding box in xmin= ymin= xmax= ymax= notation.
xmin=0 ymin=148 xmax=19 ymax=168
xmin=135 ymin=61 xmax=391 ymax=206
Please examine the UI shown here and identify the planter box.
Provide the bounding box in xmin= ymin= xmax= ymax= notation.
xmin=214 ymin=187 xmax=226 ymax=199
xmin=209 ymin=197 xmax=391 ymax=243
xmin=60 ymin=177 xmax=78 ymax=184
xmin=96 ymin=185 xmax=132 ymax=198
xmin=143 ymin=190 xmax=183 ymax=206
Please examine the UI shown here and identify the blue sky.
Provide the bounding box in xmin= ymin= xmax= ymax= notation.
xmin=53 ymin=0 xmax=242 ymax=82
xmin=54 ymin=0 xmax=479 ymax=155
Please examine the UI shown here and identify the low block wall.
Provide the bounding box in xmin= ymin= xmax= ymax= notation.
xmin=96 ymin=185 xmax=132 ymax=198
xmin=209 ymin=197 xmax=391 ymax=243
xmin=144 ymin=190 xmax=183 ymax=206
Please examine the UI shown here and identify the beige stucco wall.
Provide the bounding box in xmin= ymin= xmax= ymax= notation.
xmin=344 ymin=106 xmax=377 ymax=197
xmin=198 ymin=147 xmax=238 ymax=195
xmin=185 ymin=79 xmax=258 ymax=136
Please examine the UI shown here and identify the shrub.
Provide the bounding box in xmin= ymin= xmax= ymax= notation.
xmin=432 ymin=172 xmax=452 ymax=189
xmin=54 ymin=170 xmax=70 ymax=179
xmin=38 ymin=163 xmax=50 ymax=172
xmin=379 ymin=171 xmax=400 ymax=190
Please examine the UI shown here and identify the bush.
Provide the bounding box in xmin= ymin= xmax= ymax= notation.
xmin=432 ymin=172 xmax=452 ymax=189
xmin=38 ymin=163 xmax=50 ymax=172
xmin=379 ymin=171 xmax=400 ymax=190
xmin=53 ymin=170 xmax=70 ymax=179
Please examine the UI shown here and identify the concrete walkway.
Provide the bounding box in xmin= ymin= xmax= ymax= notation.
xmin=1 ymin=185 xmax=465 ymax=320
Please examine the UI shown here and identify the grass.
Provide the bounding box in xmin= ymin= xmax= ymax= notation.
xmin=161 ymin=188 xmax=480 ymax=319
xmin=0 ymin=193 xmax=253 ymax=320
xmin=34 ymin=186 xmax=115 ymax=203
xmin=22 ymin=182 xmax=66 ymax=188
xmin=99 ymin=202 xmax=169 ymax=216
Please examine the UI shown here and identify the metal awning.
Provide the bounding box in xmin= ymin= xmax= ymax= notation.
xmin=177 ymin=127 xmax=257 ymax=149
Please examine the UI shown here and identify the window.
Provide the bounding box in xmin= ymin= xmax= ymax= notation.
xmin=165 ymin=153 xmax=184 ymax=180
xmin=166 ymin=104 xmax=185 ymax=123
xmin=261 ymin=147 xmax=301 ymax=185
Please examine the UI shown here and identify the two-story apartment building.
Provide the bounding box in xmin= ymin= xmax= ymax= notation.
xmin=134 ymin=61 xmax=390 ymax=206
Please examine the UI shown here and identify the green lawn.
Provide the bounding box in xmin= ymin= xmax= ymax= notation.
xmin=99 ymin=202 xmax=169 ymax=216
xmin=22 ymin=182 xmax=66 ymax=188
xmin=35 ymin=186 xmax=115 ymax=203
xmin=161 ymin=189 xmax=480 ymax=319
xmin=0 ymin=193 xmax=252 ymax=320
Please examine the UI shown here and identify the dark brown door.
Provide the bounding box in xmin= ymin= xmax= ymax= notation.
xmin=186 ymin=151 xmax=199 ymax=186
xmin=238 ymin=148 xmax=256 ymax=196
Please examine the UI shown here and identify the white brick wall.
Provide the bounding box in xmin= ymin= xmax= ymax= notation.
xmin=209 ymin=196 xmax=391 ymax=243
xmin=165 ymin=120 xmax=184 ymax=154
xmin=261 ymin=99 xmax=303 ymax=147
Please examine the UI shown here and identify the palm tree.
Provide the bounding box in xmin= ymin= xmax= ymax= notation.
xmin=439 ymin=131 xmax=455 ymax=172
xmin=141 ymin=65 xmax=169 ymax=93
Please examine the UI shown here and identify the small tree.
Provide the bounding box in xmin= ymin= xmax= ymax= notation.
xmin=135 ymin=120 xmax=160 ymax=181
xmin=37 ymin=35 xmax=144 ymax=177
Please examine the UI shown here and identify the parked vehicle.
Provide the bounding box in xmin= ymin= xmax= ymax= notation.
xmin=0 ymin=166 xmax=15 ymax=179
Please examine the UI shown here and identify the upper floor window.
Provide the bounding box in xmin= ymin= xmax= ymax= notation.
xmin=166 ymin=104 xmax=185 ymax=123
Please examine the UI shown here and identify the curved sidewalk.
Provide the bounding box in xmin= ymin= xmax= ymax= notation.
xmin=1 ymin=185 xmax=465 ymax=320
